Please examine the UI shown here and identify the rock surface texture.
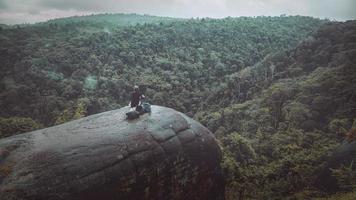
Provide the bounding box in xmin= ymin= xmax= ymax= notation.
xmin=0 ymin=106 xmax=224 ymax=200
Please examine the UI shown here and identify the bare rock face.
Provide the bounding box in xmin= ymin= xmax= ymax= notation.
xmin=0 ymin=106 xmax=224 ymax=200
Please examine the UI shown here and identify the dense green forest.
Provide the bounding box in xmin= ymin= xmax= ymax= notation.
xmin=0 ymin=14 xmax=323 ymax=126
xmin=45 ymin=13 xmax=181 ymax=27
xmin=1 ymin=14 xmax=355 ymax=199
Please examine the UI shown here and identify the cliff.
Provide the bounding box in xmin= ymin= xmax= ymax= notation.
xmin=0 ymin=106 xmax=224 ymax=200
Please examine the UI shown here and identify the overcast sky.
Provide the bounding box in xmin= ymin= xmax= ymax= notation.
xmin=0 ymin=0 xmax=355 ymax=24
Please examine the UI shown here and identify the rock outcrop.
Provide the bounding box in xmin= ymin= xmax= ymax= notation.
xmin=0 ymin=106 xmax=224 ymax=200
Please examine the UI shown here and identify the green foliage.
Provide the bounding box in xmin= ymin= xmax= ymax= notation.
xmin=0 ymin=117 xmax=43 ymax=138
xmin=200 ymin=21 xmax=356 ymax=199
xmin=328 ymin=118 xmax=351 ymax=137
xmin=330 ymin=162 xmax=356 ymax=191
xmin=0 ymin=15 xmax=324 ymax=126
xmin=44 ymin=13 xmax=180 ymax=29
xmin=314 ymin=191 xmax=356 ymax=200
xmin=46 ymin=70 xmax=64 ymax=81
xmin=55 ymin=99 xmax=88 ymax=125
xmin=283 ymin=101 xmax=315 ymax=130
xmin=1 ymin=14 xmax=355 ymax=199
xmin=84 ymin=75 xmax=98 ymax=90
xmin=221 ymin=132 xmax=256 ymax=164
xmin=73 ymin=101 xmax=87 ymax=119
xmin=55 ymin=109 xmax=73 ymax=125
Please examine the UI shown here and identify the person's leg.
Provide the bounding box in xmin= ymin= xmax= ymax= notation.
xmin=129 ymin=106 xmax=135 ymax=112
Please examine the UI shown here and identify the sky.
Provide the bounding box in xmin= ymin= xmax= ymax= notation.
xmin=0 ymin=0 xmax=355 ymax=24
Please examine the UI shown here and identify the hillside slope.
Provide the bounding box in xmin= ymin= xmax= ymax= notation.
xmin=0 ymin=15 xmax=324 ymax=128
xmin=195 ymin=21 xmax=356 ymax=199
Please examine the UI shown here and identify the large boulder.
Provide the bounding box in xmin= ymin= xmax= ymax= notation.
xmin=0 ymin=106 xmax=224 ymax=200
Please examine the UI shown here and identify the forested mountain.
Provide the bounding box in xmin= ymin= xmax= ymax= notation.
xmin=202 ymin=20 xmax=356 ymax=199
xmin=1 ymin=13 xmax=355 ymax=199
xmin=45 ymin=13 xmax=180 ymax=26
xmin=0 ymin=15 xmax=323 ymax=126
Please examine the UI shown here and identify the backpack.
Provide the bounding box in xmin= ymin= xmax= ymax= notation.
xmin=142 ymin=102 xmax=151 ymax=113
xmin=136 ymin=105 xmax=143 ymax=112
xmin=126 ymin=111 xmax=140 ymax=120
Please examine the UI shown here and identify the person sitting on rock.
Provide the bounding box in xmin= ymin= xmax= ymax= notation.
xmin=130 ymin=85 xmax=145 ymax=111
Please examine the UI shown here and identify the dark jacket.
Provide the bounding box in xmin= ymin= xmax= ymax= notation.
xmin=130 ymin=91 xmax=143 ymax=107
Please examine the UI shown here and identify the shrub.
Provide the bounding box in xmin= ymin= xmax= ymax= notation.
xmin=222 ymin=132 xmax=256 ymax=164
xmin=55 ymin=99 xmax=88 ymax=125
xmin=84 ymin=75 xmax=98 ymax=90
xmin=330 ymin=162 xmax=356 ymax=191
xmin=328 ymin=118 xmax=351 ymax=137
xmin=0 ymin=117 xmax=43 ymax=138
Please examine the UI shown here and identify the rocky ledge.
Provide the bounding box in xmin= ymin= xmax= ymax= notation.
xmin=0 ymin=106 xmax=224 ymax=200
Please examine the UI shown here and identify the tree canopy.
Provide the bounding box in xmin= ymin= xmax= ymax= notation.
xmin=1 ymin=13 xmax=355 ymax=199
